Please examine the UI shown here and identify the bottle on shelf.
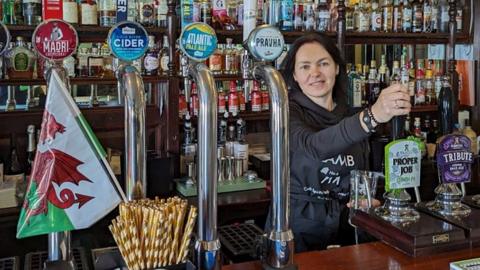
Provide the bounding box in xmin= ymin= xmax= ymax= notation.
xmin=190 ymin=82 xmax=199 ymax=117
xmin=424 ymin=69 xmax=436 ymax=105
xmin=5 ymin=133 xmax=25 ymax=184
xmin=98 ymin=0 xmax=116 ymax=26
xmin=303 ymin=0 xmax=315 ymax=31
xmin=293 ymin=0 xmax=303 ymax=31
xmin=371 ymin=0 xmax=381 ymax=32
xmin=279 ymin=0 xmax=294 ymax=31
xmin=261 ymin=82 xmax=270 ymax=111
xmin=316 ymin=0 xmax=330 ymax=32
xmin=63 ymin=0 xmax=79 ymax=24
xmin=422 ymin=0 xmax=432 ymax=32
xmin=23 ymin=0 xmax=41 ymax=25
xmin=250 ymin=80 xmax=262 ymax=112
xmin=179 ymin=88 xmax=188 ymax=119
xmin=143 ymin=36 xmax=160 ymax=76
xmin=156 ymin=0 xmax=168 ymax=27
xmin=382 ymin=0 xmax=393 ymax=32
xmin=218 ymin=111 xmax=229 ymax=146
xmin=80 ymin=0 xmax=98 ymax=25
xmin=462 ymin=119 xmax=478 ymax=155
xmin=392 ymin=0 xmax=402 ymax=32
xmin=228 ymin=80 xmax=239 ymax=115
xmin=159 ymin=35 xmax=170 ymax=75
xmin=234 ymin=115 xmax=249 ymax=173
xmin=218 ymin=81 xmax=227 ymax=114
xmin=139 ymin=0 xmax=156 ymax=26
xmin=4 ymin=36 xmax=36 ymax=80
xmin=366 ymin=60 xmax=380 ymax=105
xmin=87 ymin=44 xmax=105 ymax=78
xmin=402 ymin=0 xmax=413 ymax=32
xmin=25 ymin=125 xmax=36 ymax=178
xmin=237 ymin=81 xmax=246 ymax=112
xmin=180 ymin=112 xmax=197 ymax=175
xmin=3 ymin=0 xmax=16 ymax=24
xmin=438 ymin=0 xmax=449 ymax=33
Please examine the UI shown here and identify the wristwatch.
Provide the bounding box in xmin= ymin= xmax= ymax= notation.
xmin=362 ymin=108 xmax=377 ymax=133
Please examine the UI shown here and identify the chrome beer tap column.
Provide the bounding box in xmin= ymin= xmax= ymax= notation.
xmin=244 ymin=25 xmax=296 ymax=270
xmin=179 ymin=23 xmax=220 ymax=270
xmin=108 ymin=21 xmax=151 ymax=201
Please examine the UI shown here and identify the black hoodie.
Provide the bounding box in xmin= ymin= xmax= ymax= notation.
xmin=288 ymin=89 xmax=371 ymax=251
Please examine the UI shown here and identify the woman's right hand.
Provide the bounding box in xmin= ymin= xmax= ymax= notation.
xmin=371 ymin=83 xmax=411 ymax=123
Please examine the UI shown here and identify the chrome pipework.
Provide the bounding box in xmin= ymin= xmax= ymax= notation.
xmin=188 ymin=62 xmax=220 ymax=270
xmin=116 ymin=63 xmax=147 ymax=201
xmin=253 ymin=65 xmax=295 ymax=269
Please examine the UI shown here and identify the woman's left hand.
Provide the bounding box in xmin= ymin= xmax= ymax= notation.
xmin=371 ymin=83 xmax=412 ymax=124
xmin=347 ymin=199 xmax=382 ymax=208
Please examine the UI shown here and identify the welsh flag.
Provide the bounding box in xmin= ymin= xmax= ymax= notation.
xmin=17 ymin=70 xmax=126 ymax=238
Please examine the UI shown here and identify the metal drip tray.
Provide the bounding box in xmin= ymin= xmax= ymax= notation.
xmin=0 ymin=257 xmax=20 ymax=270
xmin=425 ymin=199 xmax=472 ymax=217
xmin=218 ymin=223 xmax=264 ymax=258
xmin=24 ymin=248 xmax=89 ymax=270
xmin=375 ymin=206 xmax=420 ymax=224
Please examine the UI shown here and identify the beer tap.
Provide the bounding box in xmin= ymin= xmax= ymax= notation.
xmin=181 ymin=52 xmax=191 ymax=102
xmin=179 ymin=23 xmax=220 ymax=270
xmin=244 ymin=25 xmax=296 ymax=270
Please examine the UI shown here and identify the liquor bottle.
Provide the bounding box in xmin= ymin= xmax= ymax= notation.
xmin=139 ymin=0 xmax=155 ymax=26
xmin=279 ymin=0 xmax=294 ymax=31
xmin=4 ymin=133 xmax=24 ymax=184
xmin=88 ymin=45 xmax=104 ymax=78
xmin=5 ymin=86 xmax=16 ymax=111
xmin=199 ymin=0 xmax=212 ymax=25
xmin=366 ymin=60 xmax=380 ymax=105
xmin=414 ymin=62 xmax=425 ymax=106
xmin=179 ymin=88 xmax=188 ymax=118
xmin=98 ymin=0 xmax=116 ymax=26
xmin=63 ymin=0 xmax=79 ymax=24
xmin=456 ymin=0 xmax=463 ymax=33
xmin=3 ymin=0 xmax=15 ymax=24
xmin=234 ymin=116 xmax=249 ymax=172
xmin=370 ymin=0 xmax=381 ymax=32
xmin=250 ymin=80 xmax=262 ymax=112
xmin=23 ymin=0 xmax=41 ymax=25
xmin=143 ymin=36 xmax=160 ymax=76
xmin=392 ymin=0 xmax=402 ymax=32
xmin=80 ymin=0 xmax=98 ymax=25
xmin=159 ymin=35 xmax=170 ymax=75
xmin=328 ymin=0 xmax=338 ymax=32
xmin=378 ymin=65 xmax=388 ymax=91
xmin=25 ymin=125 xmax=36 ymax=178
xmin=411 ymin=0 xmax=423 ymax=33
xmin=316 ymin=0 xmax=330 ymax=32
xmin=422 ymin=0 xmax=432 ymax=32
xmin=345 ymin=0 xmax=354 ymax=31
xmin=224 ymin=38 xmax=235 ymax=75
xmin=412 ymin=117 xmax=422 ymax=139
xmin=156 ymin=0 xmax=168 ymax=27
xmin=218 ymin=111 xmax=229 ymax=146
xmin=101 ymin=43 xmax=114 ymax=78
xmin=190 ymin=82 xmax=199 ymax=116
xmin=438 ymin=0 xmax=448 ymax=33
xmin=4 ymin=37 xmax=36 ymax=79
xmin=218 ymin=82 xmax=226 ymax=114
xmin=261 ymin=82 xmax=269 ymax=111
xmin=237 ymin=81 xmax=246 ymax=112
xmin=357 ymin=0 xmax=370 ymax=32
xmin=379 ymin=54 xmax=390 ymax=83
xmin=293 ymin=0 xmax=303 ymax=31
xmin=303 ymin=0 xmax=315 ymax=31
xmin=402 ymin=0 xmax=412 ymax=32
xmin=14 ymin=0 xmax=23 ymax=24
xmin=127 ymin=0 xmax=137 ymax=21
xmin=228 ymin=80 xmax=239 ymax=114
xmin=421 ymin=117 xmax=430 ymax=141
xmin=390 ymin=60 xmax=401 ymax=84
xmin=63 ymin=54 xmax=76 ymax=77
xmin=180 ymin=112 xmax=197 ymax=175
xmin=404 ymin=115 xmax=412 ymax=137
xmin=424 ymin=69 xmax=436 ymax=105
xmin=348 ymin=64 xmax=362 ymax=108
xmin=427 ymin=119 xmax=438 ymax=143
xmin=77 ymin=47 xmax=89 ymax=77
xmin=382 ymin=0 xmax=393 ymax=32
xmin=430 ymin=0 xmax=439 ymax=32
xmin=226 ymin=0 xmax=237 ymax=26
xmin=438 ymin=75 xmax=453 ymax=135
xmin=209 ymin=44 xmax=223 ymax=75
xmin=462 ymin=119 xmax=478 ymax=155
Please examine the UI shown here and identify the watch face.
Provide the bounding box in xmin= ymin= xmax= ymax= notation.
xmin=363 ymin=115 xmax=370 ymax=123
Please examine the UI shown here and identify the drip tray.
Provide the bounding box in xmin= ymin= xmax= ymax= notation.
xmin=218 ymin=223 xmax=264 ymax=262
xmin=0 ymin=256 xmax=20 ymax=270
xmin=24 ymin=247 xmax=89 ymax=270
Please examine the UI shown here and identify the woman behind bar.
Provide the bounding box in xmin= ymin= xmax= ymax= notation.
xmin=280 ymin=33 xmax=411 ymax=252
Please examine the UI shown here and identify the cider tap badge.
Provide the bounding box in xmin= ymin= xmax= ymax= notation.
xmin=385 ymin=139 xmax=421 ymax=190
xmin=0 ymin=22 xmax=10 ymax=56
xmin=108 ymin=21 xmax=149 ymax=62
xmin=437 ymin=134 xmax=473 ymax=184
xmin=179 ymin=22 xmax=218 ymax=62
xmin=32 ymin=19 xmax=78 ymax=60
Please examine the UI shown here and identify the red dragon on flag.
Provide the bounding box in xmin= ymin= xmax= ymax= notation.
xmin=23 ymin=111 xmax=94 ymax=219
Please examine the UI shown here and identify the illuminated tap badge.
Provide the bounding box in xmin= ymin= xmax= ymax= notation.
xmin=108 ymin=21 xmax=149 ymax=62
xmin=179 ymin=22 xmax=218 ymax=61
xmin=0 ymin=22 xmax=10 ymax=56
xmin=32 ymin=19 xmax=78 ymax=60
xmin=437 ymin=134 xmax=473 ymax=184
xmin=246 ymin=25 xmax=285 ymax=62
xmin=385 ymin=139 xmax=421 ymax=190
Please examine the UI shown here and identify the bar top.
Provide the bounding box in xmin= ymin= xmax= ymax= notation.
xmin=222 ymin=242 xmax=480 ymax=270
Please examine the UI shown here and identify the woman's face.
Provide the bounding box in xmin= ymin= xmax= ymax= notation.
xmin=293 ymin=42 xmax=339 ymax=101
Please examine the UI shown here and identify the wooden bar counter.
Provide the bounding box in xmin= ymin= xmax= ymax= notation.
xmin=223 ymin=242 xmax=480 ymax=270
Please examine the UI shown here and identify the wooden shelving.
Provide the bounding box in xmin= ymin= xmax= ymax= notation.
xmin=5 ymin=24 xmax=167 ymax=42
xmin=0 ymin=75 xmax=170 ymax=86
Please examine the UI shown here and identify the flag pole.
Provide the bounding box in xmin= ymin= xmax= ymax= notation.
xmin=44 ymin=62 xmax=75 ymax=270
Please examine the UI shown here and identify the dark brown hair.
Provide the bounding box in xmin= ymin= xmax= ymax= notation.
xmin=280 ymin=33 xmax=347 ymax=105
